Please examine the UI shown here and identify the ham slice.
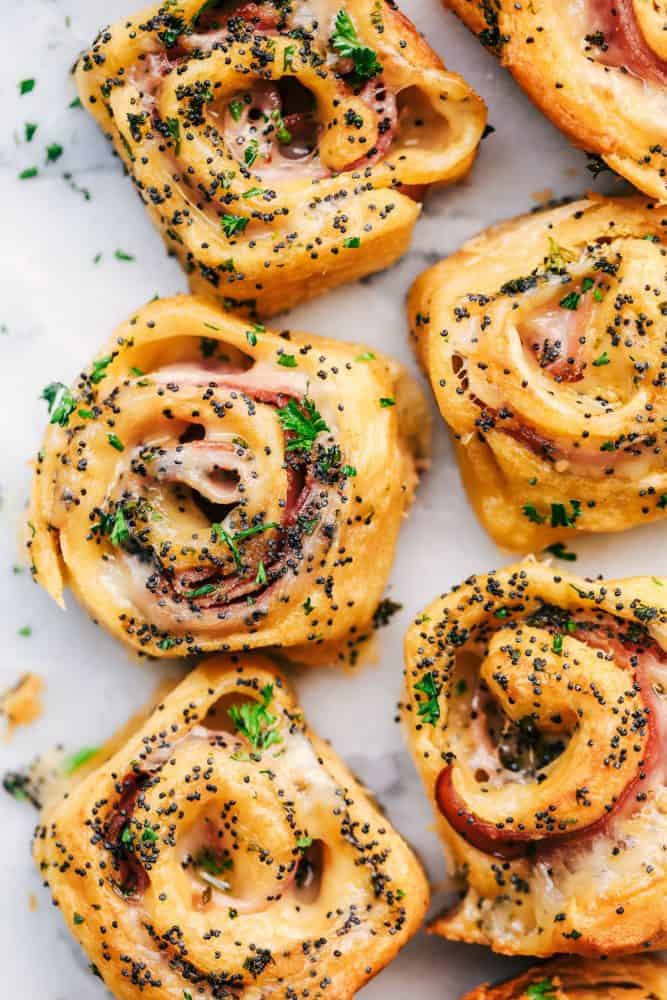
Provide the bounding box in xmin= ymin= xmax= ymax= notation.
xmin=154 ymin=360 xmax=308 ymax=402
xmin=588 ymin=0 xmax=667 ymax=86
xmin=519 ymin=295 xmax=592 ymax=383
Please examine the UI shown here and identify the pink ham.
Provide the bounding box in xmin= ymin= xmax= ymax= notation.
xmin=588 ymin=0 xmax=667 ymax=86
xmin=519 ymin=295 xmax=592 ymax=383
xmin=153 ymin=360 xmax=308 ymax=403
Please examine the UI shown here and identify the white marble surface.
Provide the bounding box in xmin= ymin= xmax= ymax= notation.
xmin=0 ymin=2 xmax=664 ymax=998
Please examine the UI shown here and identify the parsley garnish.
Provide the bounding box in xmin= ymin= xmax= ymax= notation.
xmin=221 ymin=214 xmax=249 ymax=238
xmin=559 ymin=290 xmax=580 ymax=310
xmin=90 ymin=355 xmax=113 ymax=384
xmin=46 ymin=143 xmax=63 ymax=164
xmin=194 ymin=847 xmax=232 ymax=876
xmin=343 ymin=236 xmax=361 ymax=248
xmin=41 ymin=382 xmax=76 ymax=427
xmin=165 ymin=117 xmax=181 ymax=154
xmin=278 ymin=398 xmax=329 ymax=452
xmin=331 ymin=10 xmax=382 ymax=82
xmin=25 ymin=122 xmax=38 ymax=142
xmin=544 ymin=541 xmax=577 ymax=561
xmin=19 ymin=79 xmax=36 ymax=96
xmin=593 ymin=351 xmax=610 ymax=367
xmin=229 ymin=100 xmax=244 ymax=122
xmin=278 ymin=354 xmax=297 ymax=368
xmin=107 ymin=433 xmax=124 ymax=452
xmin=379 ymin=397 xmax=395 ymax=408
xmin=63 ymin=747 xmax=100 ymax=776
xmin=525 ymin=979 xmax=557 ymax=1000
xmin=229 ymin=685 xmax=282 ymax=751
xmin=114 ymin=249 xmax=135 ymax=261
xmin=414 ymin=672 xmax=441 ymax=726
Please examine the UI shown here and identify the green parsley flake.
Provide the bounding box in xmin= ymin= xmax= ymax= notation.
xmin=414 ymin=672 xmax=441 ymax=725
xmin=331 ymin=10 xmax=382 ymax=82
xmin=41 ymin=382 xmax=76 ymax=427
xmin=228 ymin=684 xmax=282 ymax=751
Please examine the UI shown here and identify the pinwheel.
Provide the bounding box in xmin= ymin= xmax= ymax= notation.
xmin=34 ymin=654 xmax=429 ymax=998
xmin=28 ymin=295 xmax=429 ymax=663
xmin=409 ymin=196 xmax=667 ymax=551
xmin=75 ymin=0 xmax=486 ymax=316
xmin=404 ymin=560 xmax=667 ymax=956
xmin=444 ymin=0 xmax=667 ymax=199
xmin=463 ymin=956 xmax=666 ymax=1000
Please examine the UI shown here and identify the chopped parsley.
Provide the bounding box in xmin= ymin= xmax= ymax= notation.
xmin=379 ymin=397 xmax=395 ymax=408
xmin=114 ymin=249 xmax=135 ymax=261
xmin=107 ymin=433 xmax=124 ymax=452
xmin=41 ymin=381 xmax=76 ymax=427
xmin=228 ymin=685 xmax=282 ymax=751
xmin=90 ymin=355 xmax=113 ymax=384
xmin=63 ymin=747 xmax=100 ymax=776
xmin=343 ymin=236 xmax=361 ymax=248
xmin=414 ymin=672 xmax=441 ymax=726
xmin=559 ymin=290 xmax=580 ymax=310
xmin=25 ymin=122 xmax=38 ymax=142
xmin=19 ymin=79 xmax=36 ymax=95
xmin=544 ymin=541 xmax=577 ymax=561
xmin=46 ymin=143 xmax=63 ymax=164
xmin=593 ymin=351 xmax=610 ymax=367
xmin=525 ymin=980 xmax=557 ymax=1000
xmin=221 ymin=214 xmax=249 ymax=238
xmin=331 ymin=9 xmax=382 ymax=82
xmin=278 ymin=397 xmax=329 ymax=452
xmin=278 ymin=354 xmax=297 ymax=367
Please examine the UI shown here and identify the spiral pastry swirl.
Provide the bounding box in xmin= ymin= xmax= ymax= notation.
xmin=444 ymin=0 xmax=667 ymax=200
xmin=34 ymin=654 xmax=429 ymax=999
xmin=403 ymin=560 xmax=667 ymax=956
xmin=28 ymin=295 xmax=429 ymax=662
xmin=75 ymin=0 xmax=486 ymax=318
xmin=409 ymin=196 xmax=667 ymax=551
xmin=464 ymin=956 xmax=666 ymax=1000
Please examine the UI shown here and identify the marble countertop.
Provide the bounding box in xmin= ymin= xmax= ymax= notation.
xmin=0 ymin=2 xmax=662 ymax=998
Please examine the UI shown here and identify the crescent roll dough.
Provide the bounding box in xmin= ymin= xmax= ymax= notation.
xmin=444 ymin=0 xmax=667 ymax=200
xmin=404 ymin=560 xmax=667 ymax=957
xmin=34 ymin=654 xmax=429 ymax=999
xmin=76 ymin=0 xmax=486 ymax=317
xmin=409 ymin=195 xmax=667 ymax=551
xmin=28 ymin=295 xmax=429 ymax=664
xmin=464 ymin=956 xmax=667 ymax=1000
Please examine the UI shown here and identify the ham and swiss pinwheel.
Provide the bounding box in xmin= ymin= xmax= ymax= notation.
xmin=409 ymin=196 xmax=667 ymax=551
xmin=33 ymin=654 xmax=429 ymax=999
xmin=443 ymin=0 xmax=667 ymax=200
xmin=75 ymin=0 xmax=486 ymax=317
xmin=464 ymin=956 xmax=667 ymax=1000
xmin=28 ymin=295 xmax=429 ymax=663
xmin=403 ymin=560 xmax=667 ymax=957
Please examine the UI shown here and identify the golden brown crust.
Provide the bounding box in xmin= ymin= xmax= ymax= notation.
xmin=28 ymin=294 xmax=430 ymax=664
xmin=445 ymin=0 xmax=667 ymax=200
xmin=34 ymin=653 xmax=430 ymax=999
xmin=76 ymin=0 xmax=486 ymax=317
xmin=464 ymin=956 xmax=667 ymax=1000
xmin=403 ymin=559 xmax=667 ymax=957
xmin=409 ymin=195 xmax=667 ymax=551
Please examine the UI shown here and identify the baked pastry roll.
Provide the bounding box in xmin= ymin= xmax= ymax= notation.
xmin=464 ymin=955 xmax=667 ymax=1000
xmin=28 ymin=295 xmax=429 ymax=663
xmin=75 ymin=0 xmax=486 ymax=318
xmin=34 ymin=654 xmax=429 ymax=998
xmin=409 ymin=195 xmax=667 ymax=551
xmin=444 ymin=0 xmax=667 ymax=200
xmin=403 ymin=559 xmax=667 ymax=957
